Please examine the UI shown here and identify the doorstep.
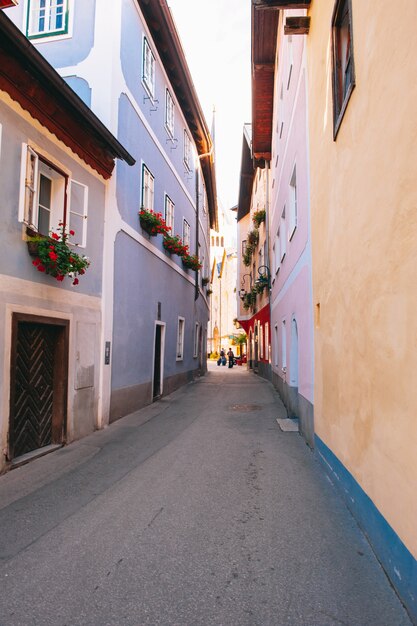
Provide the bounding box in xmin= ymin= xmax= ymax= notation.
xmin=11 ymin=444 xmax=63 ymax=469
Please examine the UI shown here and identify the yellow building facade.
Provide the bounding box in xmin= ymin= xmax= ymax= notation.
xmin=307 ymin=0 xmax=417 ymax=618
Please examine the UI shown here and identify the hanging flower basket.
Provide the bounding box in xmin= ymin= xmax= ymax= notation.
xmin=247 ymin=229 xmax=259 ymax=247
xmin=28 ymin=224 xmax=89 ymax=286
xmin=181 ymin=254 xmax=202 ymax=271
xmin=252 ymin=209 xmax=266 ymax=228
xmin=242 ymin=244 xmax=254 ymax=267
xmin=162 ymin=234 xmax=188 ymax=256
xmin=139 ymin=208 xmax=170 ymax=236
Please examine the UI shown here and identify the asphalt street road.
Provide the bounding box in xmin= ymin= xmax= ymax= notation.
xmin=0 ymin=362 xmax=412 ymax=626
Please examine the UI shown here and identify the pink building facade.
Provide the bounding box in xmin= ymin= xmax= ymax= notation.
xmin=267 ymin=11 xmax=314 ymax=445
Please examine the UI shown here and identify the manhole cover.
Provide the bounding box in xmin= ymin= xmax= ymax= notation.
xmin=229 ymin=404 xmax=261 ymax=412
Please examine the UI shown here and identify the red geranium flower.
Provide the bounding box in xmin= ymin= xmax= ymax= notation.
xmin=72 ymin=278 xmax=79 ymax=286
xmin=51 ymin=232 xmax=60 ymax=240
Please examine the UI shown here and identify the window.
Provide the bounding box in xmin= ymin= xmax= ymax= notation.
xmin=19 ymin=144 xmax=88 ymax=245
xmin=221 ymin=237 xmax=224 ymax=248
xmin=265 ymin=323 xmax=269 ymax=363
xmin=143 ymin=38 xmax=156 ymax=99
xmin=287 ymin=36 xmax=293 ymax=89
xmin=141 ymin=164 xmax=154 ymax=211
xmin=26 ymin=0 xmax=69 ymax=39
xmin=280 ymin=207 xmax=286 ymax=261
xmin=332 ymin=0 xmax=355 ymax=138
xmin=260 ymin=325 xmax=263 ymax=359
xmin=281 ymin=320 xmax=287 ymax=370
xmin=183 ymin=219 xmax=191 ymax=249
xmin=242 ymin=240 xmax=247 ymax=255
xmin=194 ymin=322 xmax=199 ymax=358
xmin=176 ymin=317 xmax=185 ymax=360
xmin=274 ymin=324 xmax=278 ymax=367
xmin=165 ymin=89 xmax=175 ymax=137
xmin=288 ymin=165 xmax=297 ymax=239
xmin=183 ymin=130 xmax=191 ymax=171
xmin=201 ymin=181 xmax=207 ymax=214
xmin=164 ymin=195 xmax=174 ymax=231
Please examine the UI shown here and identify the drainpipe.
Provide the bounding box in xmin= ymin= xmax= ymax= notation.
xmin=265 ymin=160 xmax=271 ymax=371
xmin=195 ymin=167 xmax=199 ymax=301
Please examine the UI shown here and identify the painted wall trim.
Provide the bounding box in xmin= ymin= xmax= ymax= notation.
xmin=316 ymin=435 xmax=417 ymax=623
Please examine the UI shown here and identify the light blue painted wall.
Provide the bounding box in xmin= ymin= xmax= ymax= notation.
xmin=63 ymin=76 xmax=92 ymax=107
xmin=117 ymin=94 xmax=198 ymax=259
xmin=5 ymin=0 xmax=96 ymax=67
xmin=0 ymin=101 xmax=105 ymax=296
xmin=120 ymin=1 xmax=197 ymax=202
xmin=112 ymin=232 xmax=205 ymax=389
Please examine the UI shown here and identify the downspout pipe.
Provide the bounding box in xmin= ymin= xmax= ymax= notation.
xmin=195 ymin=167 xmax=200 ymax=301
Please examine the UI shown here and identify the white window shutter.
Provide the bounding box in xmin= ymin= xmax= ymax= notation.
xmin=19 ymin=143 xmax=38 ymax=227
xmin=69 ymin=179 xmax=88 ymax=247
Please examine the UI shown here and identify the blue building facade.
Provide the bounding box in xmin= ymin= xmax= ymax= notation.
xmin=5 ymin=0 xmax=217 ymax=423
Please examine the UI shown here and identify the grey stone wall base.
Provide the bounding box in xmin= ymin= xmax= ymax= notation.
xmin=271 ymin=371 xmax=314 ymax=448
xmin=110 ymin=368 xmax=202 ymax=423
xmin=109 ymin=381 xmax=152 ymax=423
xmin=254 ymin=362 xmax=271 ymax=381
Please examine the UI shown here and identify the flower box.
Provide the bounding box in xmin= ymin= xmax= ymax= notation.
xmin=139 ymin=208 xmax=170 ymax=237
xmin=28 ymin=224 xmax=89 ymax=286
xmin=162 ymin=234 xmax=188 ymax=256
xmin=252 ymin=209 xmax=266 ymax=228
xmin=181 ymin=254 xmax=202 ymax=271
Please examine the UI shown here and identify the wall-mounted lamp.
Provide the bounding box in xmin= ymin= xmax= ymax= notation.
xmin=239 ymin=273 xmax=252 ymax=298
xmin=255 ymin=265 xmax=271 ymax=288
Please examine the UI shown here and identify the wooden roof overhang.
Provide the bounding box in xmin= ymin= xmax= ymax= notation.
xmin=137 ymin=0 xmax=218 ymax=230
xmin=0 ymin=12 xmax=135 ymax=180
xmin=251 ymin=1 xmax=280 ymax=167
xmin=237 ymin=127 xmax=255 ymax=223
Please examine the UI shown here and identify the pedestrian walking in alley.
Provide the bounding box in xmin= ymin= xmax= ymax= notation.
xmin=227 ymin=347 xmax=235 ymax=368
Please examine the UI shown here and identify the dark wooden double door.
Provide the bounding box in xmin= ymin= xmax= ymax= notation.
xmin=9 ymin=314 xmax=69 ymax=461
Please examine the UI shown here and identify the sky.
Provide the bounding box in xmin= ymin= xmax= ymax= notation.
xmin=167 ymin=0 xmax=251 ymax=211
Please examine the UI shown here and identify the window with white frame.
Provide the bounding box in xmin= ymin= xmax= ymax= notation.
xmin=19 ymin=144 xmax=88 ymax=245
xmin=176 ymin=317 xmax=185 ymax=360
xmin=183 ymin=130 xmax=191 ymax=171
xmin=265 ymin=322 xmax=269 ymax=362
xmin=164 ymin=194 xmax=174 ymax=231
xmin=194 ymin=322 xmax=199 ymax=358
xmin=26 ymin=0 xmax=69 ymax=39
xmin=274 ymin=231 xmax=281 ymax=273
xmin=183 ymin=219 xmax=191 ymax=249
xmin=287 ymin=35 xmax=293 ymax=89
xmin=288 ymin=166 xmax=297 ymax=239
xmin=281 ymin=320 xmax=287 ymax=370
xmin=274 ymin=324 xmax=279 ymax=367
xmin=260 ymin=324 xmax=264 ymax=359
xmin=142 ymin=37 xmax=155 ymax=99
xmin=165 ymin=89 xmax=175 ymax=137
xmin=141 ymin=164 xmax=154 ymax=211
xmin=201 ymin=181 xmax=207 ymax=214
xmin=280 ymin=207 xmax=286 ymax=261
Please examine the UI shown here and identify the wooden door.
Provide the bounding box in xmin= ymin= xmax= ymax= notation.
xmin=9 ymin=315 xmax=69 ymax=460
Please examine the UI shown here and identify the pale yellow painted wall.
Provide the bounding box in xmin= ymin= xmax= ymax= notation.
xmin=307 ymin=1 xmax=417 ymax=557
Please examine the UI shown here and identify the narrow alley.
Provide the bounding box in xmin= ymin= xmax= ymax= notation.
xmin=0 ymin=365 xmax=410 ymax=626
